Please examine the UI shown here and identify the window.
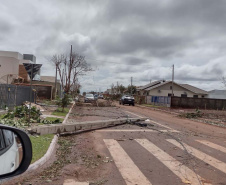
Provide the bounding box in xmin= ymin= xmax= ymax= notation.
xmin=181 ymin=94 xmax=187 ymax=97
xmin=193 ymin=95 xmax=198 ymax=98
xmin=202 ymin=95 xmax=205 ymax=98
xmin=2 ymin=130 xmax=14 ymax=148
xmin=168 ymin=93 xmax=172 ymax=97
xmin=0 ymin=130 xmax=5 ymax=151
xmin=170 ymin=86 xmax=172 ymax=90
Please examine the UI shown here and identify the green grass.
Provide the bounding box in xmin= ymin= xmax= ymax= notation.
xmin=45 ymin=117 xmax=64 ymax=123
xmin=52 ymin=107 xmax=69 ymax=117
xmin=30 ymin=134 xmax=54 ymax=164
xmin=0 ymin=114 xmax=5 ymax=119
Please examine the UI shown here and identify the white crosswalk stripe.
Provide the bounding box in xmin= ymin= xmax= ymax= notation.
xmin=136 ymin=139 xmax=208 ymax=185
xmin=196 ymin=140 xmax=226 ymax=154
xmin=102 ymin=135 xmax=226 ymax=184
xmin=104 ymin=139 xmax=152 ymax=185
xmin=167 ymin=139 xmax=226 ymax=174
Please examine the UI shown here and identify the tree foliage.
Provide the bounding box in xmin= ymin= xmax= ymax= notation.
xmin=56 ymin=94 xmax=72 ymax=112
xmin=127 ymin=85 xmax=137 ymax=95
xmin=50 ymin=47 xmax=92 ymax=94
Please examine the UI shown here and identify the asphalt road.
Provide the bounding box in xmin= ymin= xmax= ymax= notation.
xmin=4 ymin=104 xmax=226 ymax=185
xmin=63 ymin=105 xmax=226 ymax=185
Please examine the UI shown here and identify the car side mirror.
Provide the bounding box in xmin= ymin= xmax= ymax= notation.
xmin=0 ymin=124 xmax=32 ymax=180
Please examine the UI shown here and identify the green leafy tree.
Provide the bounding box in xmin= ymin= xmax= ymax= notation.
xmin=56 ymin=94 xmax=72 ymax=112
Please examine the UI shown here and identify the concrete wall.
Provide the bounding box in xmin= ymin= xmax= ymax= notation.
xmin=0 ymin=57 xmax=19 ymax=83
xmin=171 ymin=96 xmax=226 ymax=110
xmin=0 ymin=51 xmax=23 ymax=60
xmin=147 ymin=82 xmax=207 ymax=98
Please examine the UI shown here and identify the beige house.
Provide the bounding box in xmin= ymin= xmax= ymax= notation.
xmin=0 ymin=51 xmax=35 ymax=84
xmin=138 ymin=80 xmax=208 ymax=98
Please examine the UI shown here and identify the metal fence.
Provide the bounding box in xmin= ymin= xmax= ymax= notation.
xmin=147 ymin=96 xmax=171 ymax=107
xmin=0 ymin=84 xmax=34 ymax=109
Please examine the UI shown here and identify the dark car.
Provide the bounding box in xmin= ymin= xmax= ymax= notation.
xmin=98 ymin=94 xmax=104 ymax=99
xmin=119 ymin=95 xmax=135 ymax=106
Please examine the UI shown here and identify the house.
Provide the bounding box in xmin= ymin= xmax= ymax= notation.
xmin=137 ymin=80 xmax=165 ymax=96
xmin=0 ymin=50 xmax=38 ymax=84
xmin=138 ymin=80 xmax=208 ymax=98
xmin=207 ymin=90 xmax=226 ymax=99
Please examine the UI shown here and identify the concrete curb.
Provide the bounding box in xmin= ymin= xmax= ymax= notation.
xmin=27 ymin=134 xmax=58 ymax=172
xmin=62 ymin=101 xmax=75 ymax=124
xmin=29 ymin=117 xmax=148 ymax=135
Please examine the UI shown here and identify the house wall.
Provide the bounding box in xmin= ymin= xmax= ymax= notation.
xmin=207 ymin=90 xmax=226 ymax=99
xmin=0 ymin=51 xmax=23 ymax=60
xmin=0 ymin=57 xmax=19 ymax=83
xmin=147 ymin=82 xmax=207 ymax=98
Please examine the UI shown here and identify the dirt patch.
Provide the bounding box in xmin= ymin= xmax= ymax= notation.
xmin=68 ymin=106 xmax=128 ymax=122
xmin=3 ymin=132 xmax=113 ymax=185
xmin=133 ymin=103 xmax=226 ymax=128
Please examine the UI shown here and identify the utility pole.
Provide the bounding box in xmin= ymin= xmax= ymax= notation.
xmin=54 ymin=64 xmax=58 ymax=98
xmin=131 ymin=77 xmax=133 ymax=95
xmin=171 ymin=64 xmax=174 ymax=96
xmin=28 ymin=64 xmax=34 ymax=126
xmin=117 ymin=81 xmax=119 ymax=94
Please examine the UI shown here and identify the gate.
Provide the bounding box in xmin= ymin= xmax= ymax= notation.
xmin=0 ymin=84 xmax=34 ymax=109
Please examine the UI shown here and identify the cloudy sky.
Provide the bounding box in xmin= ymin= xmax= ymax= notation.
xmin=1 ymin=0 xmax=226 ymax=92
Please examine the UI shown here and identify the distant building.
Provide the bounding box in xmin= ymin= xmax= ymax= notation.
xmin=207 ymin=90 xmax=226 ymax=99
xmin=0 ymin=50 xmax=39 ymax=83
xmin=137 ymin=80 xmax=208 ymax=98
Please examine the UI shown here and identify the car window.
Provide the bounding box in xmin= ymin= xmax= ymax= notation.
xmin=86 ymin=94 xmax=93 ymax=97
xmin=2 ymin=130 xmax=14 ymax=148
xmin=0 ymin=130 xmax=5 ymax=151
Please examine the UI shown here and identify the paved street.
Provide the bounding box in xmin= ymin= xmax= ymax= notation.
xmin=4 ymin=104 xmax=226 ymax=185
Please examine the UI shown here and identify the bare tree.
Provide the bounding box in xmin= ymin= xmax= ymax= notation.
xmin=50 ymin=46 xmax=92 ymax=94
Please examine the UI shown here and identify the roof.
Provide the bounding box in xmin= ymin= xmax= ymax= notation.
xmin=179 ymin=84 xmax=208 ymax=94
xmin=137 ymin=80 xmax=164 ymax=90
xmin=145 ymin=81 xmax=170 ymax=91
xmin=144 ymin=81 xmax=208 ymax=95
xmin=208 ymin=89 xmax=226 ymax=93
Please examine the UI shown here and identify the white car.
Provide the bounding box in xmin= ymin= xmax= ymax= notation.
xmin=84 ymin=94 xmax=95 ymax=103
xmin=0 ymin=129 xmax=20 ymax=175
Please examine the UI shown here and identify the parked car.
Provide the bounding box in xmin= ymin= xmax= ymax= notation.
xmin=94 ymin=94 xmax=98 ymax=100
xmin=98 ymin=94 xmax=104 ymax=99
xmin=119 ymin=95 xmax=135 ymax=106
xmin=84 ymin=94 xmax=95 ymax=103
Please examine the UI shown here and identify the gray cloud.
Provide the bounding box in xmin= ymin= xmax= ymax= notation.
xmin=0 ymin=0 xmax=226 ymax=92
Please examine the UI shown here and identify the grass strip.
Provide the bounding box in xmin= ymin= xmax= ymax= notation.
xmin=141 ymin=104 xmax=163 ymax=108
xmin=52 ymin=107 xmax=69 ymax=117
xmin=30 ymin=134 xmax=54 ymax=164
